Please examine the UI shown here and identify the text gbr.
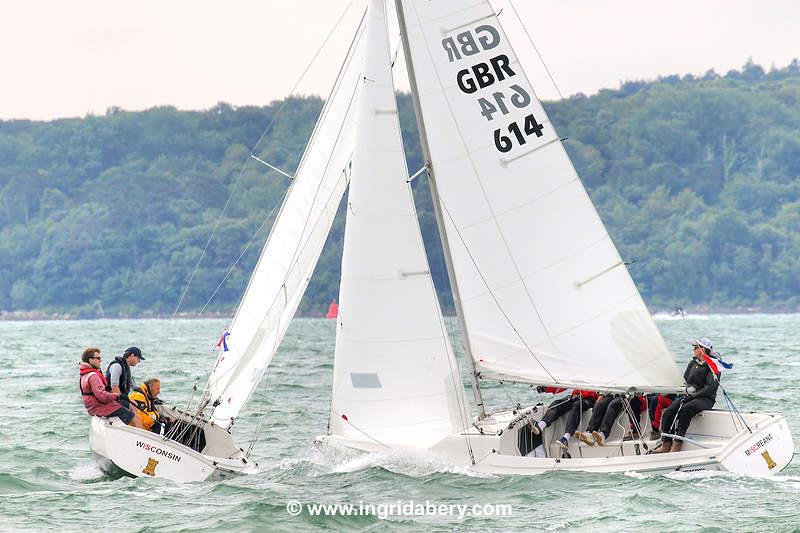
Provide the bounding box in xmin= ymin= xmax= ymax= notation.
xmin=441 ymin=23 xmax=544 ymax=154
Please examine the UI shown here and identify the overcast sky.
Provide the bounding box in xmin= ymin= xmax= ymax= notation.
xmin=1 ymin=0 xmax=798 ymax=121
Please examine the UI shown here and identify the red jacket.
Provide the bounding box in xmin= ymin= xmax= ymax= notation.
xmin=542 ymin=387 xmax=600 ymax=402
xmin=79 ymin=363 xmax=122 ymax=417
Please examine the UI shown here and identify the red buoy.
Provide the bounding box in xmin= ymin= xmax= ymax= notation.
xmin=325 ymin=300 xmax=339 ymax=319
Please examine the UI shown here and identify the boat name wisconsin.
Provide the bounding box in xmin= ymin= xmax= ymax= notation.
xmin=744 ymin=433 xmax=773 ymax=456
xmin=136 ymin=441 xmax=182 ymax=462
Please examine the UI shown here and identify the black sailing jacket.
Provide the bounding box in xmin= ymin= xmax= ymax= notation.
xmin=683 ymin=357 xmax=719 ymax=404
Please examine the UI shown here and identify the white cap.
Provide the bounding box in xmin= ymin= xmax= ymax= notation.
xmin=691 ymin=337 xmax=713 ymax=350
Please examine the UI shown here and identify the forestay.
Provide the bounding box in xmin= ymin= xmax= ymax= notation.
xmin=329 ymin=0 xmax=468 ymax=448
xmin=397 ymin=0 xmax=683 ymax=391
xmin=207 ymin=18 xmax=367 ymax=427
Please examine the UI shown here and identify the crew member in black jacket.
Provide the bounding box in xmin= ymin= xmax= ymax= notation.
xmin=657 ymin=337 xmax=719 ymax=453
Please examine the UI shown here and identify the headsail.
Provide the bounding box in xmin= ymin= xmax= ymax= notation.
xmin=329 ymin=0 xmax=469 ymax=448
xmin=207 ymin=17 xmax=367 ymax=427
xmin=396 ymin=0 xmax=682 ymax=391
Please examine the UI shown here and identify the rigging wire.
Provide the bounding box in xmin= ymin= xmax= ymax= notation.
xmin=172 ymin=0 xmax=360 ymax=317
xmin=506 ymin=0 xmax=565 ymax=100
xmin=194 ymin=185 xmax=291 ymax=318
xmin=407 ymin=2 xmax=563 ymax=384
xmin=245 ymin=317 xmax=307 ymax=457
xmin=437 ymin=197 xmax=558 ymax=383
xmin=192 ymin=14 xmax=367 ymax=418
xmin=404 ymin=168 xmax=477 ymax=461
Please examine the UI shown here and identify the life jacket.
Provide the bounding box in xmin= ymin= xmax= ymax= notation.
xmin=80 ymin=366 xmax=108 ymax=396
xmin=105 ymin=356 xmax=132 ymax=394
xmin=130 ymin=383 xmax=160 ymax=430
xmin=130 ymin=383 xmax=157 ymax=415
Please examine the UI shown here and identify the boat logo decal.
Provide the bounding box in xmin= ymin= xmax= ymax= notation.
xmin=761 ymin=451 xmax=777 ymax=470
xmin=142 ymin=458 xmax=159 ymax=476
xmin=136 ymin=440 xmax=182 ymax=463
xmin=744 ymin=433 xmax=773 ymax=457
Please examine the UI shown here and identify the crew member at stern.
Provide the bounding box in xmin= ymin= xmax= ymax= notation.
xmin=656 ymin=337 xmax=720 ymax=453
xmin=79 ymin=347 xmax=144 ymax=429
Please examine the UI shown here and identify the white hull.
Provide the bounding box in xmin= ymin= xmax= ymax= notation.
xmin=89 ymin=407 xmax=258 ymax=482
xmin=321 ymin=407 xmax=793 ymax=476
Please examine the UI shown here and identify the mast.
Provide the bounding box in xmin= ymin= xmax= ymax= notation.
xmin=393 ymin=0 xmax=487 ymax=420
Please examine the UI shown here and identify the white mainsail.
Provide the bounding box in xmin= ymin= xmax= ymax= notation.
xmin=397 ymin=0 xmax=682 ymax=391
xmin=329 ymin=0 xmax=469 ymax=448
xmin=206 ymin=19 xmax=367 ymax=427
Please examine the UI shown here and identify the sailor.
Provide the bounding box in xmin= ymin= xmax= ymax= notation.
xmin=106 ymin=346 xmax=145 ymax=400
xmin=657 ymin=337 xmax=720 ymax=453
xmin=531 ymin=387 xmax=601 ymax=449
xmin=79 ymin=347 xmax=144 ymax=428
xmin=577 ymin=394 xmax=644 ymax=446
xmin=646 ymin=393 xmax=676 ymax=439
xmin=129 ymin=378 xmax=165 ymax=433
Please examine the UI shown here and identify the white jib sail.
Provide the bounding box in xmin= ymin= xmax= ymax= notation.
xmin=397 ymin=0 xmax=683 ymax=391
xmin=329 ymin=0 xmax=469 ymax=448
xmin=207 ymin=19 xmax=367 ymax=427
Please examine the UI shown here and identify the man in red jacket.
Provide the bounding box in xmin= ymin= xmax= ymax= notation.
xmin=79 ymin=347 xmax=144 ymax=428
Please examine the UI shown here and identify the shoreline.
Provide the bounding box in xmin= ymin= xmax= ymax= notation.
xmin=2 ymin=306 xmax=799 ymax=321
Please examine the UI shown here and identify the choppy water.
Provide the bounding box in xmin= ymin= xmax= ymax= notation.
xmin=1 ymin=315 xmax=799 ymax=532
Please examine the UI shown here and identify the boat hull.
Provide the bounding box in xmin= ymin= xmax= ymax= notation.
xmin=320 ymin=407 xmax=794 ymax=476
xmin=89 ymin=411 xmax=258 ymax=482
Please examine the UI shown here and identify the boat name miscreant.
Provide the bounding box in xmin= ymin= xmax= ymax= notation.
xmin=136 ymin=441 xmax=182 ymax=462
xmin=744 ymin=433 xmax=773 ymax=456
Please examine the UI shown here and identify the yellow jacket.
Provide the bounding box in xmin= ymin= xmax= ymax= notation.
xmin=129 ymin=383 xmax=160 ymax=430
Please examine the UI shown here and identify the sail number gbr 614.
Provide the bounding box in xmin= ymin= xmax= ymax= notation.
xmin=442 ymin=23 xmax=545 ymax=154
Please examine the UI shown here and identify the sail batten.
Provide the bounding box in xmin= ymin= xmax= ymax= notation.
xmin=398 ymin=0 xmax=683 ymax=390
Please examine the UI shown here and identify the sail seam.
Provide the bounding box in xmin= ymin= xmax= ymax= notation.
xmin=454 ymin=176 xmax=579 ymax=232
xmin=458 ymin=235 xmax=611 ymax=303
xmin=440 ymin=12 xmax=496 ymax=35
xmin=437 ymin=197 xmax=558 ymax=383
xmin=413 ymin=1 xmax=487 ymax=27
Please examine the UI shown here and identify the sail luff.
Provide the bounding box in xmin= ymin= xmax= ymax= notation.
xmin=394 ymin=0 xmax=487 ymax=420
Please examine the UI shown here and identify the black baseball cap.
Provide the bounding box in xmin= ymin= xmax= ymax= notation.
xmin=124 ymin=346 xmax=145 ymax=360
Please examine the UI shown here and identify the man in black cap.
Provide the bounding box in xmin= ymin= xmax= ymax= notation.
xmin=106 ymin=346 xmax=146 ymax=405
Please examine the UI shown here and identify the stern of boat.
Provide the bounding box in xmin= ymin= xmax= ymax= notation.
xmin=718 ymin=413 xmax=794 ymax=475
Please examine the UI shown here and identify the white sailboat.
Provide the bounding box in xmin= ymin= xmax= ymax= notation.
xmin=90 ymin=0 xmax=793 ymax=481
xmin=318 ymin=0 xmax=793 ymax=476
xmin=88 ymin=9 xmax=370 ymax=481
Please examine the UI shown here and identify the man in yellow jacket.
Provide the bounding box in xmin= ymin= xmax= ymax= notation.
xmin=129 ymin=378 xmax=164 ymax=433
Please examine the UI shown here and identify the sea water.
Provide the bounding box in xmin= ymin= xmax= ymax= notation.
xmin=1 ymin=315 xmax=799 ymax=531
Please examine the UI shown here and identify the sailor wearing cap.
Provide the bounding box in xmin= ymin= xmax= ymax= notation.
xmin=105 ymin=346 xmax=146 ymax=401
xmin=656 ymin=337 xmax=720 ymax=453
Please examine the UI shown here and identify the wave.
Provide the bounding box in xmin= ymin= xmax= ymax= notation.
xmin=0 ymin=472 xmax=49 ymax=494
xmin=273 ymin=438 xmax=494 ymax=480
